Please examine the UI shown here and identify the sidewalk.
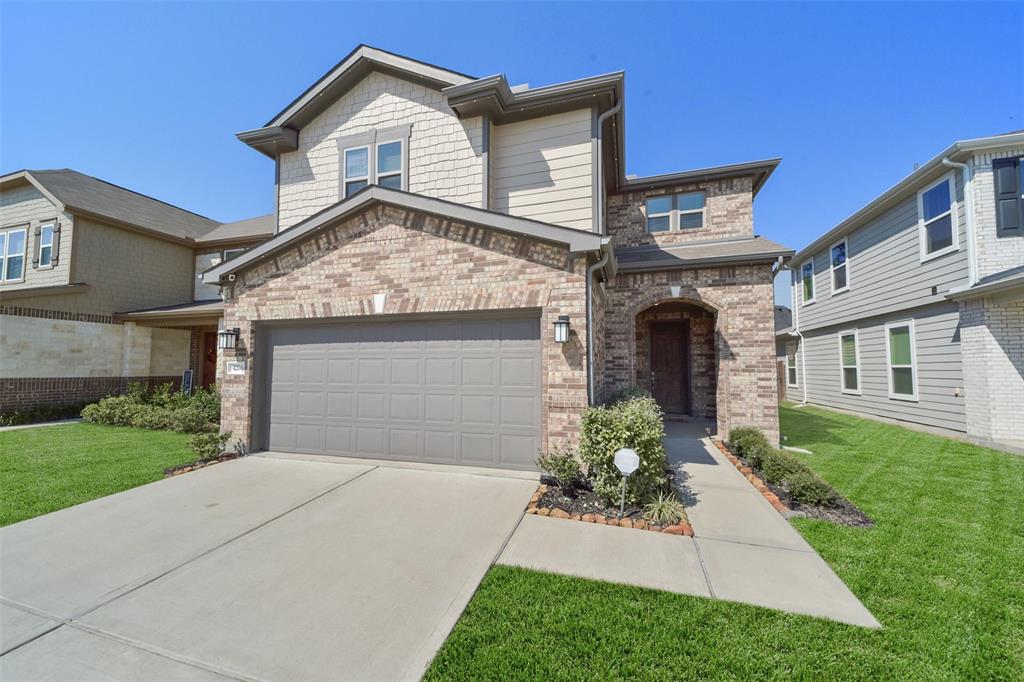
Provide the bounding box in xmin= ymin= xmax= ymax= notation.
xmin=0 ymin=419 xmax=82 ymax=433
xmin=498 ymin=422 xmax=880 ymax=628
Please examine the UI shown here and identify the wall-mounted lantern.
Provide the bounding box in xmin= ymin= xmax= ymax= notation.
xmin=217 ymin=327 xmax=240 ymax=351
xmin=553 ymin=315 xmax=571 ymax=344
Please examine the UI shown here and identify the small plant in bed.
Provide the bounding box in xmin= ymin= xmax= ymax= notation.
xmin=726 ymin=426 xmax=871 ymax=527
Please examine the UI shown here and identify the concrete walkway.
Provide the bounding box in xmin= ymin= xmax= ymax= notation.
xmin=0 ymin=455 xmax=536 ymax=681
xmin=499 ymin=421 xmax=880 ymax=628
xmin=0 ymin=418 xmax=82 ymax=432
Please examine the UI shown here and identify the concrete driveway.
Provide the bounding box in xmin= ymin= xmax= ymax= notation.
xmin=0 ymin=454 xmax=536 ymax=681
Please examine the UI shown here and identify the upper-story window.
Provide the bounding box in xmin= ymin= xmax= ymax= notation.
xmin=222 ymin=247 xmax=246 ymax=262
xmin=645 ymin=192 xmax=706 ymax=233
xmin=376 ymin=141 xmax=403 ymax=190
xmin=343 ymin=146 xmax=370 ymax=198
xmin=0 ymin=226 xmax=27 ymax=283
xmin=993 ymin=156 xmax=1023 ymax=236
xmin=37 ymin=223 xmax=55 ymax=269
xmin=830 ymin=239 xmax=849 ymax=294
xmin=800 ymin=259 xmax=815 ymax=304
xmin=917 ymin=174 xmax=958 ymax=260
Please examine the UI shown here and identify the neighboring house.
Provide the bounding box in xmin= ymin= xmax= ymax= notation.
xmin=0 ymin=169 xmax=272 ymax=410
xmin=200 ymin=45 xmax=792 ymax=470
xmin=779 ymin=131 xmax=1024 ymax=452
xmin=774 ymin=305 xmax=792 ymax=399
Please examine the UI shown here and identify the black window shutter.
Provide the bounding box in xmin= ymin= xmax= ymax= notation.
xmin=31 ymin=226 xmax=41 ymax=267
xmin=993 ymin=157 xmax=1022 ymax=235
xmin=51 ymin=223 xmax=61 ymax=264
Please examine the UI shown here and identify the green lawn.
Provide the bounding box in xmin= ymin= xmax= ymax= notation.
xmin=0 ymin=423 xmax=195 ymax=526
xmin=426 ymin=404 xmax=1024 ymax=680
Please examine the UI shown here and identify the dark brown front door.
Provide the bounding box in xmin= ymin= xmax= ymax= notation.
xmin=202 ymin=332 xmax=218 ymax=388
xmin=650 ymin=321 xmax=690 ymax=415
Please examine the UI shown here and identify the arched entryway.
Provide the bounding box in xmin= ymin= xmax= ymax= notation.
xmin=634 ymin=300 xmax=719 ymax=421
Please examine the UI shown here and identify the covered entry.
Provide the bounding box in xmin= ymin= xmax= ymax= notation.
xmin=261 ymin=314 xmax=542 ymax=470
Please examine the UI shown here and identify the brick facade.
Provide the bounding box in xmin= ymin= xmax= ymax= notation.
xmin=960 ymin=296 xmax=1024 ymax=444
xmin=601 ymin=265 xmax=780 ymax=444
xmin=0 ymin=375 xmax=180 ymax=411
xmin=971 ymin=146 xmax=1024 ymax=280
xmin=606 ymin=177 xmax=754 ymax=249
xmin=219 ymin=203 xmax=590 ymax=452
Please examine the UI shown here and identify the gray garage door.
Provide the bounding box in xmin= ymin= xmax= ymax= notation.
xmin=264 ymin=315 xmax=541 ymax=470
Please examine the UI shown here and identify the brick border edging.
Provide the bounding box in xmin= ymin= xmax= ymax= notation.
xmin=711 ymin=439 xmax=793 ymax=515
xmin=524 ymin=484 xmax=694 ymax=536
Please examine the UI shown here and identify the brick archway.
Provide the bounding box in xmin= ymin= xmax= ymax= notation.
xmin=625 ymin=285 xmax=729 ymax=434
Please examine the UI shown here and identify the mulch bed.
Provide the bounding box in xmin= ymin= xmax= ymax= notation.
xmin=165 ymin=453 xmax=241 ymax=477
xmin=713 ymin=440 xmax=874 ymax=528
xmin=526 ymin=478 xmax=693 ymax=536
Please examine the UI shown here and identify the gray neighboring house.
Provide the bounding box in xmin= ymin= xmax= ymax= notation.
xmin=778 ymin=131 xmax=1024 ymax=452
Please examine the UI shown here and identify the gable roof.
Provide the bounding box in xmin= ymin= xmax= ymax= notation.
xmin=237 ymin=45 xmax=476 ymax=157
xmin=203 ymin=185 xmax=609 ymax=285
xmin=1 ymin=169 xmax=219 ymax=242
xmin=792 ymin=130 xmax=1024 ymax=264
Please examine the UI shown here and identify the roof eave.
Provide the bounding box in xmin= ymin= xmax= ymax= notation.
xmin=444 ymin=72 xmax=624 ymax=124
xmin=618 ymin=158 xmax=782 ymax=196
xmin=616 ymin=249 xmax=794 ymax=274
xmin=792 ymin=132 xmax=1024 ymax=263
xmin=236 ymin=127 xmax=299 ymax=159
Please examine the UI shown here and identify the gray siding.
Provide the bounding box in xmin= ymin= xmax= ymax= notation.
xmin=797 ymin=301 xmax=966 ymax=432
xmin=489 ymin=108 xmax=594 ymax=230
xmin=796 ymin=170 xmax=970 ymax=331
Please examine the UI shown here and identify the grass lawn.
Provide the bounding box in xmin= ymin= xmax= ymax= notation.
xmin=0 ymin=423 xmax=195 ymax=526
xmin=426 ymin=403 xmax=1024 ymax=680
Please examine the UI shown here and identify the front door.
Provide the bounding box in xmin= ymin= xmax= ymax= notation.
xmin=650 ymin=321 xmax=690 ymax=415
xmin=202 ymin=332 xmax=218 ymax=388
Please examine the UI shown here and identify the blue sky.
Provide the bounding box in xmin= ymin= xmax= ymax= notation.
xmin=2 ymin=2 xmax=1021 ymax=306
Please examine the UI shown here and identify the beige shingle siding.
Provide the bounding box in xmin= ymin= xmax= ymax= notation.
xmin=489 ymin=108 xmax=594 ymax=230
xmin=0 ymin=183 xmax=73 ymax=290
xmin=277 ymin=71 xmax=484 ymax=230
xmin=971 ymin=146 xmax=1024 ymax=280
xmin=10 ymin=216 xmax=195 ymax=316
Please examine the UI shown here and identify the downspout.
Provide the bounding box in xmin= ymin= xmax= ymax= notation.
xmin=790 ymin=267 xmax=808 ymax=405
xmin=586 ymin=244 xmax=611 ymax=405
xmin=942 ymin=157 xmax=977 ymax=287
xmin=595 ymin=101 xmax=622 ymax=235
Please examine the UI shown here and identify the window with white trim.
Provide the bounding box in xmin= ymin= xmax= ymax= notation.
xmin=886 ymin=321 xmax=917 ymax=400
xmin=343 ymin=146 xmax=370 ymax=198
xmin=918 ymin=175 xmax=957 ymax=259
xmin=839 ymin=330 xmax=860 ymax=394
xmin=376 ymin=140 xmax=403 ymax=190
xmin=37 ymin=223 xmax=55 ymax=268
xmin=0 ymin=227 xmax=27 ymax=282
xmin=801 ymin=259 xmax=815 ymax=303
xmin=786 ymin=346 xmax=798 ymax=387
xmin=645 ymin=192 xmax=705 ymax=233
xmin=830 ymin=239 xmax=848 ymax=293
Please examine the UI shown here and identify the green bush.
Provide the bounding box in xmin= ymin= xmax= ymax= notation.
xmin=82 ymin=383 xmax=220 ymax=434
xmin=189 ymin=431 xmax=232 ymax=460
xmin=0 ymin=401 xmax=89 ymax=427
xmin=759 ymin=448 xmax=806 ymax=484
xmin=727 ymin=427 xmax=769 ymax=458
xmin=580 ymin=395 xmax=667 ymax=506
xmin=536 ymin=444 xmax=582 ymax=488
xmin=785 ymin=469 xmax=839 ymax=506
xmin=643 ymin=491 xmax=686 ymax=526
xmin=602 ymin=386 xmax=653 ymax=406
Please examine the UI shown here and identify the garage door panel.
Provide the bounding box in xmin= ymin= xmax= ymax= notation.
xmin=265 ymin=315 xmax=540 ymax=470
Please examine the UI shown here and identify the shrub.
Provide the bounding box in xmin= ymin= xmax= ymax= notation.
xmin=536 ymin=444 xmax=582 ymax=488
xmin=189 ymin=385 xmax=221 ymax=423
xmin=0 ymin=401 xmax=88 ymax=427
xmin=580 ymin=395 xmax=667 ymax=506
xmin=189 ymin=431 xmax=232 ymax=460
xmin=129 ymin=404 xmax=177 ymax=431
xmin=643 ymin=491 xmax=686 ymax=526
xmin=785 ymin=470 xmax=839 ymax=506
xmin=602 ymin=386 xmax=653 ymax=406
xmin=170 ymin=405 xmax=216 ymax=434
xmin=82 ymin=396 xmax=140 ymax=427
xmin=727 ymin=427 xmax=769 ymax=459
xmin=759 ymin=448 xmax=806 ymax=484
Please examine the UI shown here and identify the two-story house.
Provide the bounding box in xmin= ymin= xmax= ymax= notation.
xmin=0 ymin=169 xmax=271 ymax=410
xmin=200 ymin=45 xmax=791 ymax=469
xmin=778 ymin=131 xmax=1024 ymax=452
